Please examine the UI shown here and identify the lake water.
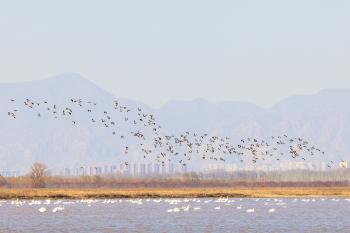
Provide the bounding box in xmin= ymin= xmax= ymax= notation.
xmin=0 ymin=198 xmax=349 ymax=232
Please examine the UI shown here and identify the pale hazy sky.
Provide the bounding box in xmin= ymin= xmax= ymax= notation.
xmin=0 ymin=0 xmax=349 ymax=107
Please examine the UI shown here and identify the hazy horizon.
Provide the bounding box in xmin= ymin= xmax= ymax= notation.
xmin=1 ymin=0 xmax=350 ymax=108
xmin=2 ymin=72 xmax=350 ymax=109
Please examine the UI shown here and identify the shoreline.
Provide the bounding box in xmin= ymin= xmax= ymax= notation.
xmin=0 ymin=187 xmax=349 ymax=199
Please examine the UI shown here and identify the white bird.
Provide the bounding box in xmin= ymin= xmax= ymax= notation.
xmin=44 ymin=200 xmax=51 ymax=205
xmin=38 ymin=207 xmax=47 ymax=213
xmin=214 ymin=206 xmax=221 ymax=210
xmin=29 ymin=200 xmax=42 ymax=206
xmin=246 ymin=208 xmax=255 ymax=213
xmin=52 ymin=206 xmax=64 ymax=213
xmin=268 ymin=208 xmax=275 ymax=213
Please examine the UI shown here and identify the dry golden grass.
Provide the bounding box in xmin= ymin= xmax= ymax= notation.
xmin=0 ymin=187 xmax=349 ymax=199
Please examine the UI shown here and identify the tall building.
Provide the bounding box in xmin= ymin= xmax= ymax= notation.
xmin=147 ymin=163 xmax=153 ymax=174
xmin=140 ymin=164 xmax=146 ymax=176
xmin=123 ymin=164 xmax=130 ymax=175
xmin=294 ymin=162 xmax=306 ymax=170
xmin=0 ymin=171 xmax=19 ymax=177
xmin=64 ymin=168 xmax=71 ymax=176
xmin=168 ymin=163 xmax=174 ymax=174
xmin=95 ymin=167 xmax=102 ymax=175
xmin=161 ymin=165 xmax=166 ymax=174
xmin=104 ymin=165 xmax=109 ymax=174
xmin=225 ymin=163 xmax=238 ymax=172
xmin=119 ymin=163 xmax=124 ymax=172
xmin=181 ymin=164 xmax=187 ymax=173
xmin=133 ymin=164 xmax=138 ymax=176
xmin=110 ymin=165 xmax=117 ymax=174
xmin=154 ymin=164 xmax=160 ymax=175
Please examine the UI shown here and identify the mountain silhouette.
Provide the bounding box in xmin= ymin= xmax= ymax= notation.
xmin=1 ymin=74 xmax=349 ymax=173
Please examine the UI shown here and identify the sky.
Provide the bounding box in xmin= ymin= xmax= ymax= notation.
xmin=0 ymin=0 xmax=349 ymax=108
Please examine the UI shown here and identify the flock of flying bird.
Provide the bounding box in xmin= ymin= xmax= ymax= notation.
xmin=7 ymin=98 xmax=339 ymax=169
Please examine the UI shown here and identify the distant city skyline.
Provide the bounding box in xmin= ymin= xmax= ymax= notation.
xmin=1 ymin=0 xmax=350 ymax=108
xmin=2 ymin=160 xmax=342 ymax=177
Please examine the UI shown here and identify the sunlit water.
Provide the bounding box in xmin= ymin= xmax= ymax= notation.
xmin=0 ymin=198 xmax=349 ymax=232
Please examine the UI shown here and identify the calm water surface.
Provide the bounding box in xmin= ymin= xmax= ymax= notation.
xmin=0 ymin=198 xmax=349 ymax=232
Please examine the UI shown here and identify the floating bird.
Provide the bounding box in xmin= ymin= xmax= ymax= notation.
xmin=38 ymin=207 xmax=47 ymax=213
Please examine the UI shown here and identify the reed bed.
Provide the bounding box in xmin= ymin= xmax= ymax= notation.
xmin=0 ymin=187 xmax=349 ymax=199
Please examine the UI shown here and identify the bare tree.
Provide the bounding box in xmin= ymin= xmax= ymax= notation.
xmin=29 ymin=163 xmax=48 ymax=188
xmin=0 ymin=175 xmax=7 ymax=187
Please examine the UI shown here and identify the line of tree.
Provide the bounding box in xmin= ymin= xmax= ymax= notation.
xmin=0 ymin=163 xmax=349 ymax=189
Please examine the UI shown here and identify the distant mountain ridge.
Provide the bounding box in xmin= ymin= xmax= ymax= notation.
xmin=1 ymin=73 xmax=349 ymax=172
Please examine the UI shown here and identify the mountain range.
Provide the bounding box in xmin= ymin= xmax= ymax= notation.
xmin=1 ymin=73 xmax=349 ymax=173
